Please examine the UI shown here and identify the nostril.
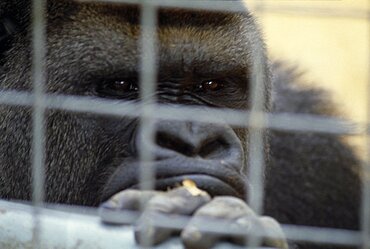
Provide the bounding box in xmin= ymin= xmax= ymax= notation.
xmin=198 ymin=138 xmax=230 ymax=159
xmin=156 ymin=132 xmax=194 ymax=157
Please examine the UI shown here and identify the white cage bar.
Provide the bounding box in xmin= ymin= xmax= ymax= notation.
xmin=30 ymin=0 xmax=47 ymax=248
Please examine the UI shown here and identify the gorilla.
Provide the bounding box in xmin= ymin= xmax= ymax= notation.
xmin=0 ymin=1 xmax=361 ymax=249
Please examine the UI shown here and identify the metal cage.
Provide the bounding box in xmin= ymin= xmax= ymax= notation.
xmin=0 ymin=0 xmax=369 ymax=248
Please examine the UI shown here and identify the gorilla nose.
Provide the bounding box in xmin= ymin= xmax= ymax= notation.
xmin=156 ymin=131 xmax=226 ymax=158
xmin=148 ymin=120 xmax=243 ymax=161
xmin=129 ymin=120 xmax=246 ymax=197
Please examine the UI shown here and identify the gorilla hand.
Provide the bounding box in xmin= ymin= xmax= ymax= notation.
xmin=99 ymin=182 xmax=288 ymax=249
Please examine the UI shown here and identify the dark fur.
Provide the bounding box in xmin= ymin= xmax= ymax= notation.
xmin=0 ymin=1 xmax=361 ymax=248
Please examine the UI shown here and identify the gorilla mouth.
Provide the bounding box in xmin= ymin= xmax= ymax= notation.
xmin=100 ymin=158 xmax=246 ymax=202
xmin=130 ymin=174 xmax=241 ymax=197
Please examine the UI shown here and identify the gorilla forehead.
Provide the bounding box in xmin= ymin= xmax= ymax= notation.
xmin=46 ymin=3 xmax=258 ymax=77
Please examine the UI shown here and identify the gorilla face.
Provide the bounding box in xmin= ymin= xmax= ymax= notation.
xmin=0 ymin=2 xmax=269 ymax=206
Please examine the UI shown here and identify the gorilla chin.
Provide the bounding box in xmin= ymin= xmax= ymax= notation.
xmin=100 ymin=157 xmax=247 ymax=202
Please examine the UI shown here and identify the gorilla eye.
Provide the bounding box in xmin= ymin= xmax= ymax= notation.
xmin=110 ymin=80 xmax=138 ymax=92
xmin=200 ymin=80 xmax=224 ymax=92
xmin=96 ymin=79 xmax=138 ymax=98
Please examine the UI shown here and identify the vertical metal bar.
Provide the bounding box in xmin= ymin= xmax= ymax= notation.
xmin=246 ymin=50 xmax=267 ymax=247
xmin=246 ymin=0 xmax=266 ymax=216
xmin=138 ymin=0 xmax=158 ymax=246
xmin=138 ymin=0 xmax=158 ymax=197
xmin=244 ymin=0 xmax=266 ymax=247
xmin=31 ymin=0 xmax=47 ymax=248
xmin=361 ymin=6 xmax=370 ymax=249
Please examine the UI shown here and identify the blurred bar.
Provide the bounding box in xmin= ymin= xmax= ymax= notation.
xmin=31 ymin=0 xmax=47 ymax=248
xmin=0 ymin=200 xmax=362 ymax=248
xmin=360 ymin=10 xmax=370 ymax=249
xmin=0 ymin=90 xmax=362 ymax=135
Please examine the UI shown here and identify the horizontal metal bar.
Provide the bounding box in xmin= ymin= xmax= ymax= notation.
xmin=252 ymin=4 xmax=370 ymax=19
xmin=0 ymin=200 xmax=362 ymax=247
xmin=282 ymin=224 xmax=361 ymax=246
xmin=0 ymin=200 xmax=271 ymax=249
xmin=0 ymin=90 xmax=362 ymax=135
xmin=77 ymin=0 xmax=248 ymax=12
xmin=77 ymin=0 xmax=370 ymax=19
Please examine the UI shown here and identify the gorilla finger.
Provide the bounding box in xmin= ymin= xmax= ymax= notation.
xmin=100 ymin=189 xmax=161 ymax=210
xmin=134 ymin=212 xmax=175 ymax=246
xmin=146 ymin=186 xmax=211 ymax=213
xmin=99 ymin=189 xmax=161 ymax=224
xmin=181 ymin=196 xmax=255 ymax=249
xmin=191 ymin=196 xmax=256 ymax=219
xmin=182 ymin=223 xmax=220 ymax=249
xmin=229 ymin=216 xmax=288 ymax=249
xmin=259 ymin=216 xmax=289 ymax=249
xmin=135 ymin=185 xmax=211 ymax=246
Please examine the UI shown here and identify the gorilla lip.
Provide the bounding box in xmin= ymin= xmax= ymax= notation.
xmin=130 ymin=174 xmax=241 ymax=197
xmin=100 ymin=158 xmax=246 ymax=202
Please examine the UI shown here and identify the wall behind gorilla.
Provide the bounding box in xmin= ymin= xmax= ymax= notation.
xmin=250 ymin=0 xmax=369 ymax=157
